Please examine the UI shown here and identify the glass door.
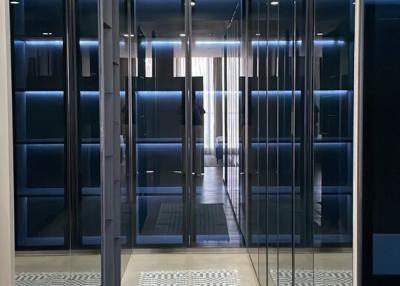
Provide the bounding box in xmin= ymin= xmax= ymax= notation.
xmin=132 ymin=0 xmax=247 ymax=248
xmin=133 ymin=0 xmax=186 ymax=246
xmin=191 ymin=0 xmax=245 ymax=247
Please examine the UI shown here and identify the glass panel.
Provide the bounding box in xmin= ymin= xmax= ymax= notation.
xmin=249 ymin=0 xmax=269 ymax=283
xmin=293 ymin=0 xmax=314 ymax=283
xmin=227 ymin=12 xmax=237 ymax=240
xmin=249 ymin=0 xmax=260 ymax=279
xmin=266 ymin=1 xmax=280 ymax=284
xmin=77 ymin=0 xmax=100 ymax=250
xmin=73 ymin=0 xmax=101 ymax=280
xmin=224 ymin=0 xmax=246 ymax=249
xmin=254 ymin=1 xmax=268 ymax=284
xmin=313 ymin=0 xmax=354 ymax=283
xmin=133 ymin=0 xmax=185 ymax=245
xmin=12 ymin=0 xmax=66 ymax=249
xmin=191 ymin=0 xmax=243 ymax=247
xmin=276 ymin=1 xmax=295 ymax=284
xmin=11 ymin=0 xmax=72 ymax=282
xmin=120 ymin=0 xmax=133 ymax=278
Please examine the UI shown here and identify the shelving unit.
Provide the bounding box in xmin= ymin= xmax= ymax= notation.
xmin=249 ymin=85 xmax=353 ymax=246
xmin=11 ymin=0 xmax=103 ymax=248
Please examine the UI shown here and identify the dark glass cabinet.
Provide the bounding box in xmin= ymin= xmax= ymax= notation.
xmin=247 ymin=0 xmax=354 ymax=284
xmin=76 ymin=0 xmax=101 ymax=247
xmin=12 ymin=0 xmax=67 ymax=248
xmin=10 ymin=0 xmax=106 ymax=250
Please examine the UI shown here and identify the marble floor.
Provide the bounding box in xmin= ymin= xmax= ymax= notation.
xmin=121 ymin=250 xmax=259 ymax=286
xmin=15 ymin=249 xmax=352 ymax=285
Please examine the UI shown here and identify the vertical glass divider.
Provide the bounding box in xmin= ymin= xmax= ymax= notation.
xmin=130 ymin=0 xmax=138 ymax=247
xmin=127 ymin=0 xmax=135 ymax=248
xmin=65 ymin=0 xmax=79 ymax=251
xmin=304 ymin=0 xmax=316 ymax=283
xmin=291 ymin=0 xmax=298 ymax=283
xmin=184 ymin=0 xmax=193 ymax=246
xmin=244 ymin=0 xmax=250 ymax=247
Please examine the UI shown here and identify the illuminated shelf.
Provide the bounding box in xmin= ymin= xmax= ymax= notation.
xmin=14 ymin=90 xmax=125 ymax=96
xmin=251 ymin=186 xmax=352 ymax=195
xmin=14 ymin=90 xmax=352 ymax=98
xmin=251 ymin=90 xmax=352 ymax=97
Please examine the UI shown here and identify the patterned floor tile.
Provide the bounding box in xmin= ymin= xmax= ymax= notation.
xmin=138 ymin=269 xmax=240 ymax=286
xmin=270 ymin=269 xmax=352 ymax=286
xmin=16 ymin=272 xmax=101 ymax=286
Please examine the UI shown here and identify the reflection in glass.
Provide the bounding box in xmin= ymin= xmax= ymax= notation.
xmin=77 ymin=0 xmax=100 ymax=250
xmin=12 ymin=0 xmax=67 ymax=250
xmin=313 ymin=0 xmax=354 ymax=281
xmin=133 ymin=0 xmax=185 ymax=245
xmin=11 ymin=0 xmax=72 ymax=283
xmin=191 ymin=0 xmax=244 ymax=247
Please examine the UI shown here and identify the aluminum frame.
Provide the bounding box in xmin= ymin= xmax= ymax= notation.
xmin=98 ymin=0 xmax=121 ymax=284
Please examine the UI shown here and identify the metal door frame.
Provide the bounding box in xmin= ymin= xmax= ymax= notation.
xmin=98 ymin=0 xmax=121 ymax=284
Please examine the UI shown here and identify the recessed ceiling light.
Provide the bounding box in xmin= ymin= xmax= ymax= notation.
xmin=191 ymin=1 xmax=196 ymax=6
xmin=271 ymin=1 xmax=279 ymax=5
xmin=316 ymin=32 xmax=324 ymax=36
xmin=179 ymin=33 xmax=186 ymax=37
xmin=10 ymin=1 xmax=19 ymax=4
xmin=256 ymin=33 xmax=261 ymax=37
xmin=123 ymin=34 xmax=134 ymax=38
xmin=42 ymin=32 xmax=49 ymax=36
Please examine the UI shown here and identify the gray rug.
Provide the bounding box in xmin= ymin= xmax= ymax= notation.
xmin=16 ymin=272 xmax=100 ymax=286
xmin=141 ymin=203 xmax=229 ymax=237
xmin=270 ymin=269 xmax=352 ymax=286
xmin=138 ymin=269 xmax=240 ymax=286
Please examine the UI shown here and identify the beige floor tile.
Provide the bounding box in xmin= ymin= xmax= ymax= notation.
xmin=121 ymin=252 xmax=259 ymax=286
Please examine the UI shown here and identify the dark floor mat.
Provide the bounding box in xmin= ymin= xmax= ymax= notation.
xmin=141 ymin=203 xmax=229 ymax=237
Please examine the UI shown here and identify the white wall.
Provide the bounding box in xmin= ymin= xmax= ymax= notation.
xmin=0 ymin=0 xmax=15 ymax=285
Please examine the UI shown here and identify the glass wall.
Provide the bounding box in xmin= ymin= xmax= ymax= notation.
xmin=248 ymin=0 xmax=354 ymax=285
xmin=10 ymin=0 xmax=355 ymax=284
